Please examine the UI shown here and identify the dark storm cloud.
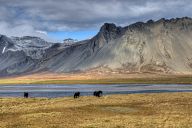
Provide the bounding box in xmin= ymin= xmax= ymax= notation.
xmin=0 ymin=0 xmax=192 ymax=39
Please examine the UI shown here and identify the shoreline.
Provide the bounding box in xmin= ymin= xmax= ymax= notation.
xmin=0 ymin=83 xmax=192 ymax=98
xmin=1 ymin=91 xmax=192 ymax=99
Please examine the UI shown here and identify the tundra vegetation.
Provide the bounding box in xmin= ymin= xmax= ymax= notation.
xmin=1 ymin=73 xmax=192 ymax=84
xmin=0 ymin=93 xmax=192 ymax=128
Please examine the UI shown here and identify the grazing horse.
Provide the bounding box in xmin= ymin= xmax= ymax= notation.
xmin=93 ymin=90 xmax=103 ymax=97
xmin=24 ymin=92 xmax=29 ymax=98
xmin=74 ymin=92 xmax=80 ymax=98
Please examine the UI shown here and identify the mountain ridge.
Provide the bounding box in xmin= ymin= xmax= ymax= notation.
xmin=1 ymin=17 xmax=192 ymax=76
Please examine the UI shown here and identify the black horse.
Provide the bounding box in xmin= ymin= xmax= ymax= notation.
xmin=93 ymin=90 xmax=103 ymax=97
xmin=74 ymin=92 xmax=80 ymax=98
xmin=24 ymin=92 xmax=29 ymax=98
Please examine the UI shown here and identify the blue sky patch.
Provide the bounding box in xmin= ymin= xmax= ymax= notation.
xmin=48 ymin=30 xmax=98 ymax=42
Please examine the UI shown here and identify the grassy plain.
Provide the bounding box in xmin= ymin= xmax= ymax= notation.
xmin=0 ymin=93 xmax=192 ymax=128
xmin=1 ymin=72 xmax=192 ymax=84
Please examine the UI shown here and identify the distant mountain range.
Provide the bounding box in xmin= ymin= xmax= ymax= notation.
xmin=1 ymin=17 xmax=192 ymax=76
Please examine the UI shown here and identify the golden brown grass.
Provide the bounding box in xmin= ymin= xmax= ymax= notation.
xmin=1 ymin=72 xmax=192 ymax=84
xmin=0 ymin=92 xmax=192 ymax=128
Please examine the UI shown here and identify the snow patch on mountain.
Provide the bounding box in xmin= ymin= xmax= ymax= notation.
xmin=2 ymin=46 xmax=6 ymax=53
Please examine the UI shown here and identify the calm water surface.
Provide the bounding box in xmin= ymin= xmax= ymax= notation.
xmin=0 ymin=84 xmax=192 ymax=98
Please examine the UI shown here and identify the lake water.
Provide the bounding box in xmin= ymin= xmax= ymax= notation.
xmin=0 ymin=84 xmax=192 ymax=98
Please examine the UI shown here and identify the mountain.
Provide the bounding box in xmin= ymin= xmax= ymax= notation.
xmin=63 ymin=38 xmax=78 ymax=45
xmin=1 ymin=17 xmax=192 ymax=76
xmin=0 ymin=35 xmax=53 ymax=76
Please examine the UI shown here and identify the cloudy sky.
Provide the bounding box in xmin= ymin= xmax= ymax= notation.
xmin=0 ymin=0 xmax=192 ymax=42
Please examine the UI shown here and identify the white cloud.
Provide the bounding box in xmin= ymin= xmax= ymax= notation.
xmin=0 ymin=0 xmax=192 ymax=40
xmin=36 ymin=30 xmax=48 ymax=35
xmin=0 ymin=21 xmax=55 ymax=42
